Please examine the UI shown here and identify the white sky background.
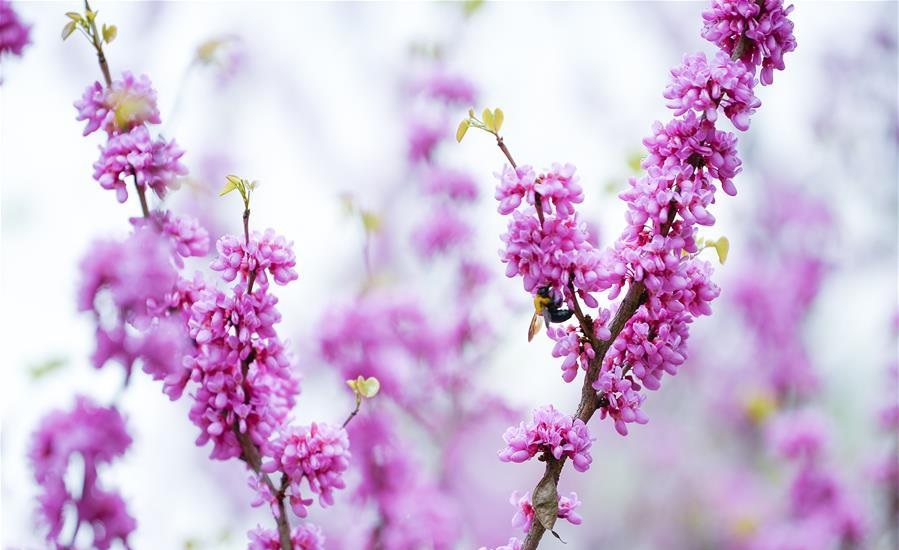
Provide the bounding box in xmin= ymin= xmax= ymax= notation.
xmin=1 ymin=1 xmax=897 ymax=549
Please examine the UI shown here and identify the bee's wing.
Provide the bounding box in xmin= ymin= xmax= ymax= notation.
xmin=528 ymin=312 xmax=543 ymax=342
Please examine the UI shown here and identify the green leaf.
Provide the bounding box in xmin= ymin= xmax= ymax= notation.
xmin=219 ymin=179 xmax=238 ymax=197
xmin=492 ymin=108 xmax=504 ymax=133
xmin=361 ymin=211 xmax=381 ymax=233
xmin=357 ymin=376 xmax=380 ymax=398
xmin=62 ymin=20 xmax=77 ymax=40
xmin=481 ymin=108 xmax=495 ymax=132
xmin=713 ymin=236 xmax=730 ymax=264
xmin=65 ymin=11 xmax=83 ymax=21
xmin=29 ymin=358 xmax=68 ymax=380
xmin=102 ymin=24 xmax=117 ymax=44
xmin=456 ymin=119 xmax=470 ymax=142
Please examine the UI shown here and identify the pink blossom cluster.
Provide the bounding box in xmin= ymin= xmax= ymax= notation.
xmin=0 ymin=0 xmax=30 ymax=60
xmin=749 ymin=412 xmax=867 ymax=549
xmin=28 ymin=397 xmax=136 ymax=549
xmin=75 ymin=72 xmax=186 ymax=202
xmin=139 ymin=210 xmax=211 ymax=264
xmin=416 ymin=69 xmax=477 ymax=105
xmin=499 ymin=405 xmax=593 ymax=472
xmin=247 ymin=524 xmax=325 ymax=550
xmin=185 ymin=283 xmax=299 ymax=459
xmin=479 ymin=537 xmax=523 ymax=550
xmin=702 ymin=0 xmax=797 ymax=85
xmin=510 ymin=490 xmax=582 ymax=533
xmin=210 ymin=230 xmax=299 ymax=287
xmin=260 ymin=423 xmax=351 ymax=517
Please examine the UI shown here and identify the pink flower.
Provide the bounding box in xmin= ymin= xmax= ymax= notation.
xmin=247 ymin=524 xmax=325 ymax=550
xmin=510 ymin=490 xmax=582 ymax=533
xmin=92 ymin=125 xmax=187 ymax=202
xmin=499 ymin=405 xmax=593 ymax=472
xmin=417 ymin=70 xmax=476 ymax=104
xmin=534 ymin=163 xmax=584 ymax=218
xmin=547 ymin=324 xmax=595 ymax=383
xmin=664 ymin=51 xmax=760 ymax=130
xmin=408 ymin=119 xmax=444 ymax=162
xmin=701 ymin=0 xmax=797 ymax=85
xmin=210 ymin=229 xmax=298 ymax=288
xmin=593 ymin=365 xmax=649 ymax=436
xmin=767 ymin=410 xmax=827 ymax=462
xmin=412 ymin=206 xmax=472 ymax=258
xmin=75 ymin=72 xmax=161 ymax=136
xmin=186 ymin=286 xmax=300 ymax=459
xmin=0 ymin=0 xmax=30 ymax=59
xmin=479 ymin=538 xmax=523 ymax=550
xmin=261 ymin=423 xmax=351 ymax=516
xmin=495 ymin=165 xmax=538 ymax=215
xmin=423 ymin=167 xmax=479 ymax=202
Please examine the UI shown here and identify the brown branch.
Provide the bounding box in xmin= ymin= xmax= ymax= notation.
xmin=84 ymin=1 xmax=112 ymax=87
xmin=133 ymin=173 xmax=150 ymax=218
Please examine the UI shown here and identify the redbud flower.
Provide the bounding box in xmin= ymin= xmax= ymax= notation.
xmin=510 ymin=490 xmax=582 ymax=533
xmin=495 ymin=165 xmax=538 ymax=215
xmin=701 ymin=0 xmax=797 ymax=85
xmin=767 ymin=410 xmax=827 ymax=462
xmin=664 ymin=51 xmax=760 ymax=130
xmin=187 ymin=287 xmax=300 ymax=459
xmin=92 ymin=125 xmax=187 ymax=202
xmin=479 ymin=538 xmax=523 ymax=550
xmin=593 ymin=365 xmax=649 ymax=436
xmin=534 ymin=163 xmax=584 ymax=217
xmin=423 ymin=167 xmax=479 ymax=202
xmin=0 ymin=0 xmax=30 ymax=59
xmin=261 ymin=423 xmax=351 ymax=516
xmin=210 ymin=229 xmax=298 ymax=288
xmin=75 ymin=72 xmax=161 ymax=136
xmin=547 ymin=324 xmax=595 ymax=383
xmin=412 ymin=206 xmax=472 ymax=258
xmin=418 ymin=70 xmax=476 ymax=105
xmin=408 ymin=119 xmax=444 ymax=162
xmin=247 ymin=524 xmax=325 ymax=550
xmin=76 ymin=488 xmax=138 ymax=550
xmin=499 ymin=405 xmax=593 ymax=472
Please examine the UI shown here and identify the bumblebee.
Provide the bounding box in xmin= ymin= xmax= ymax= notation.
xmin=528 ymin=286 xmax=574 ymax=341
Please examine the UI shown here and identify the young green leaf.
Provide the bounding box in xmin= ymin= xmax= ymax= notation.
xmin=481 ymin=108 xmax=495 ymax=132
xmin=713 ymin=236 xmax=730 ymax=264
xmin=102 ymin=24 xmax=117 ymax=44
xmin=456 ymin=119 xmax=470 ymax=142
xmin=219 ymin=179 xmax=238 ymax=197
xmin=492 ymin=108 xmax=504 ymax=133
xmin=65 ymin=12 xmax=83 ymax=21
xmin=62 ymin=20 xmax=77 ymax=40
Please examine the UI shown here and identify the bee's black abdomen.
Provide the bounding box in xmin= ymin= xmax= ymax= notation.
xmin=547 ymin=308 xmax=574 ymax=323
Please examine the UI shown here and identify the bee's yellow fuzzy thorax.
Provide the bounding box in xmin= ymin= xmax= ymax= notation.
xmin=533 ymin=294 xmax=551 ymax=314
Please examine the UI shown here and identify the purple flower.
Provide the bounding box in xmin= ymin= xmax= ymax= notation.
xmin=701 ymin=0 xmax=797 ymax=85
xmin=547 ymin=324 xmax=595 ymax=383
xmin=261 ymin=423 xmax=351 ymax=516
xmin=92 ymin=125 xmax=187 ymax=202
xmin=408 ymin=119 xmax=444 ymax=163
xmin=479 ymin=538 xmax=523 ymax=550
xmin=28 ymin=397 xmax=135 ymax=549
xmin=499 ymin=405 xmax=593 ymax=472
xmin=417 ymin=70 xmax=477 ymax=104
xmin=0 ymin=0 xmax=31 ymax=59
xmin=75 ymin=72 xmax=161 ymax=136
xmin=534 ymin=163 xmax=584 ymax=217
xmin=186 ymin=286 xmax=300 ymax=460
xmin=767 ymin=410 xmax=827 ymax=462
xmin=510 ymin=490 xmax=582 ymax=533
xmin=209 ymin=229 xmax=298 ymax=288
xmin=593 ymin=365 xmax=649 ymax=436
xmin=423 ymin=167 xmax=479 ymax=202
xmin=664 ymin=51 xmax=760 ymax=130
xmin=412 ymin=206 xmax=473 ymax=259
xmin=500 ymin=208 xmax=602 ymax=296
xmin=495 ymin=165 xmax=538 ymax=215
xmin=247 ymin=524 xmax=325 ymax=550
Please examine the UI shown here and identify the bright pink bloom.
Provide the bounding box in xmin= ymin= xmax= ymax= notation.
xmin=593 ymin=365 xmax=649 ymax=436
xmin=0 ymin=0 xmax=31 ymax=59
xmin=510 ymin=490 xmax=582 ymax=533
xmin=664 ymin=51 xmax=760 ymax=130
xmin=210 ymin=229 xmax=298 ymax=288
xmin=701 ymin=0 xmax=797 ymax=85
xmin=499 ymin=405 xmax=593 ymax=472
xmin=92 ymin=125 xmax=187 ymax=202
xmin=75 ymin=72 xmax=161 ymax=136
xmin=261 ymin=423 xmax=351 ymax=516
xmin=247 ymin=524 xmax=325 ymax=550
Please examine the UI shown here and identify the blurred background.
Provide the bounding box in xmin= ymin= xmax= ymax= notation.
xmin=1 ymin=1 xmax=896 ymax=549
